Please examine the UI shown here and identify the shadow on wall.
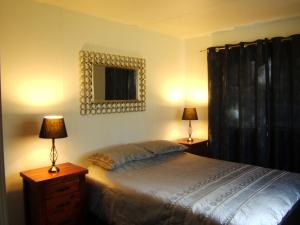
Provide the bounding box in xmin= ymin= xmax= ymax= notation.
xmin=6 ymin=176 xmax=25 ymax=225
xmin=197 ymin=105 xmax=208 ymax=121
xmin=4 ymin=113 xmax=51 ymax=225
xmin=4 ymin=109 xmax=45 ymax=138
xmin=16 ymin=118 xmax=40 ymax=137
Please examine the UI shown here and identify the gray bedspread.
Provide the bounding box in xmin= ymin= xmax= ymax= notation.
xmin=87 ymin=152 xmax=300 ymax=225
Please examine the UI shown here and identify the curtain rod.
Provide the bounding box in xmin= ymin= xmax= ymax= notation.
xmin=199 ymin=35 xmax=297 ymax=53
xmin=200 ymin=42 xmax=257 ymax=52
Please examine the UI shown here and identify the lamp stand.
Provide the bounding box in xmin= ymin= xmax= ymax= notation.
xmin=48 ymin=138 xmax=60 ymax=173
xmin=187 ymin=120 xmax=193 ymax=142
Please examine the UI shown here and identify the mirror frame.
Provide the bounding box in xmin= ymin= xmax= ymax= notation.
xmin=80 ymin=50 xmax=146 ymax=115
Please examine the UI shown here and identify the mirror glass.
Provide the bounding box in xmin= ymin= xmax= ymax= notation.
xmin=92 ymin=65 xmax=138 ymax=102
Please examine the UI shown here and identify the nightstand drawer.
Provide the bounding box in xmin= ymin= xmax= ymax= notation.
xmin=46 ymin=191 xmax=80 ymax=215
xmin=45 ymin=178 xmax=79 ymax=198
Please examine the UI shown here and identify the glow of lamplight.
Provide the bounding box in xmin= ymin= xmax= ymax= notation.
xmin=15 ymin=76 xmax=62 ymax=107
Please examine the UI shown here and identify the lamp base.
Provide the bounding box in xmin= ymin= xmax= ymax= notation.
xmin=48 ymin=138 xmax=60 ymax=173
xmin=187 ymin=137 xmax=194 ymax=143
xmin=48 ymin=165 xmax=60 ymax=173
xmin=187 ymin=120 xmax=194 ymax=143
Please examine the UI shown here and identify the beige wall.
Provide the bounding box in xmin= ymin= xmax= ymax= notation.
xmin=185 ymin=16 xmax=300 ymax=139
xmin=0 ymin=1 xmax=187 ymax=224
xmin=1 ymin=1 xmax=300 ymax=224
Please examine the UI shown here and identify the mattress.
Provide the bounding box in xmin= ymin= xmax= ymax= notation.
xmin=87 ymin=152 xmax=300 ymax=225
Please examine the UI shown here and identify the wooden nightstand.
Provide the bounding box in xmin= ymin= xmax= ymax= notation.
xmin=177 ymin=138 xmax=210 ymax=157
xmin=20 ymin=162 xmax=88 ymax=225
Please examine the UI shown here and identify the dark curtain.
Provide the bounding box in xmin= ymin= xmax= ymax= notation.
xmin=208 ymin=34 xmax=300 ymax=172
xmin=105 ymin=67 xmax=136 ymax=100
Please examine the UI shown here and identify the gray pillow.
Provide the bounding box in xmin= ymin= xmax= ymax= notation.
xmin=137 ymin=140 xmax=187 ymax=155
xmin=89 ymin=144 xmax=154 ymax=170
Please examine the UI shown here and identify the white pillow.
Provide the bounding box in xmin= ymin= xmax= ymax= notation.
xmin=137 ymin=140 xmax=187 ymax=155
xmin=89 ymin=144 xmax=154 ymax=170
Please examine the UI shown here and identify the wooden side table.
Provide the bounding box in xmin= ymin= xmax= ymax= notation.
xmin=20 ymin=162 xmax=88 ymax=225
xmin=177 ymin=138 xmax=210 ymax=157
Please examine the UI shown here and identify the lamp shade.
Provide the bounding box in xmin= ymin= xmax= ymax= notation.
xmin=182 ymin=108 xmax=198 ymax=120
xmin=39 ymin=116 xmax=68 ymax=139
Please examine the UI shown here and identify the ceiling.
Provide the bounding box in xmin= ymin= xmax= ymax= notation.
xmin=36 ymin=0 xmax=300 ymax=39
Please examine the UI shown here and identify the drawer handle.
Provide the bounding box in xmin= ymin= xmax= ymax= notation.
xmin=56 ymin=201 xmax=70 ymax=209
xmin=55 ymin=187 xmax=70 ymax=193
xmin=59 ymin=219 xmax=72 ymax=225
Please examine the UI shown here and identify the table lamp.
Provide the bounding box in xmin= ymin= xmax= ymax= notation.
xmin=182 ymin=108 xmax=198 ymax=142
xmin=39 ymin=115 xmax=68 ymax=173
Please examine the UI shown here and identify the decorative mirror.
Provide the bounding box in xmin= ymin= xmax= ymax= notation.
xmin=80 ymin=51 xmax=146 ymax=115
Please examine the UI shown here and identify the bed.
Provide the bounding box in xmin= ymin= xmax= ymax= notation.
xmin=86 ymin=141 xmax=300 ymax=225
